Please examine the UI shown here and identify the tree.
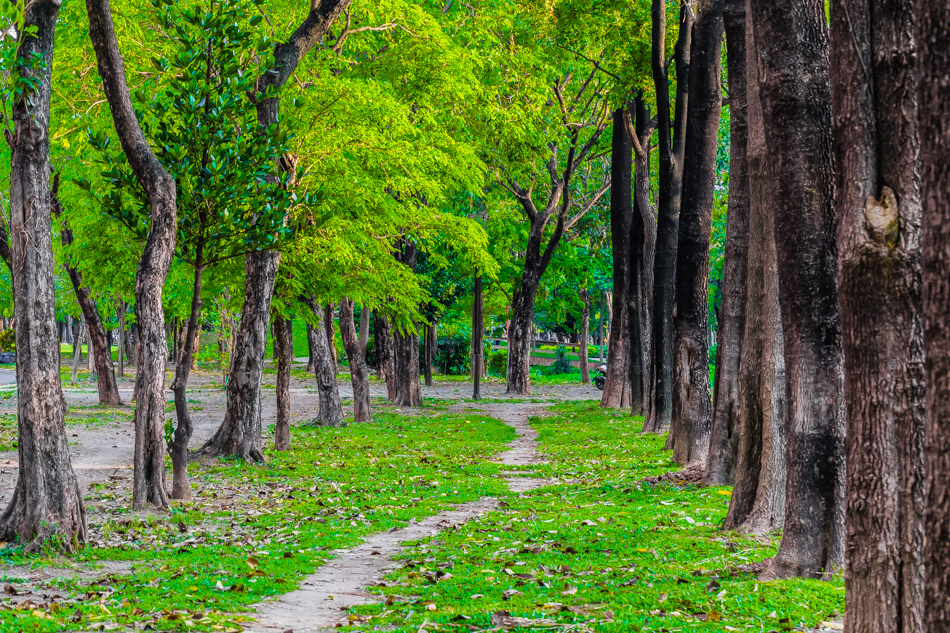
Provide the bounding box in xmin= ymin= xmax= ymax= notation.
xmin=0 ymin=0 xmax=87 ymax=550
xmin=915 ymin=0 xmax=950 ymax=628
xmin=307 ymin=297 xmax=345 ymax=427
xmin=643 ymin=0 xmax=693 ymax=434
xmin=87 ymin=0 xmax=178 ymax=510
xmin=472 ymin=273 xmax=484 ymax=400
xmin=339 ymin=297 xmax=371 ymax=422
xmin=392 ymin=240 xmax=422 ymax=407
xmin=750 ymin=0 xmax=845 ymax=581
xmin=668 ymin=0 xmax=724 ymax=465
xmin=272 ymin=315 xmax=292 ymax=451
xmin=705 ymin=0 xmax=750 ymax=486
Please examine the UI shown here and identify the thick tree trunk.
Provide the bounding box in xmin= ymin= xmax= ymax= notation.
xmin=273 ymin=316 xmax=291 ymax=450
xmin=724 ymin=22 xmax=786 ymax=534
xmin=506 ymin=274 xmax=539 ymax=396
xmin=339 ymin=297 xmax=371 ymax=422
xmin=473 ymin=274 xmax=483 ymax=400
xmin=423 ymin=322 xmax=434 ymax=387
xmin=669 ymin=0 xmax=724 ymax=464
xmin=0 ymin=0 xmax=89 ymax=549
xmin=602 ymin=108 xmax=633 ymax=408
xmin=750 ymin=0 xmax=845 ymax=581
xmin=358 ymin=305 xmax=370 ymax=356
xmin=830 ymin=0 xmax=924 ymax=630
xmin=645 ymin=0 xmax=693 ymax=433
xmin=393 ymin=242 xmax=422 ymax=406
xmin=307 ymin=299 xmax=345 ymax=426
xmin=169 ymin=256 xmax=205 ymax=500
xmin=374 ymin=310 xmax=396 ymax=399
xmin=88 ymin=0 xmax=177 ymax=510
xmin=116 ymin=303 xmax=125 ymax=378
xmin=202 ymin=254 xmax=278 ymax=461
xmin=580 ymin=290 xmax=591 ymax=384
xmin=71 ymin=321 xmax=85 ymax=385
xmin=705 ymin=0 xmax=750 ymax=486
xmin=323 ymin=303 xmax=337 ymax=368
xmin=918 ymin=0 xmax=950 ymax=627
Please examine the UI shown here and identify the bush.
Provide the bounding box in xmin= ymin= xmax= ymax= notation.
xmin=488 ymin=350 xmax=507 ymax=376
xmin=0 ymin=329 xmax=14 ymax=353
xmin=434 ymin=332 xmax=471 ymax=375
xmin=552 ymin=345 xmax=573 ymax=374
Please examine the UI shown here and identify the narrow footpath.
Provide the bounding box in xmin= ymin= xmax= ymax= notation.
xmin=244 ymin=402 xmax=550 ymax=633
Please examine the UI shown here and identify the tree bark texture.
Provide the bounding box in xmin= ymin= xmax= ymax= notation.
xmin=374 ymin=310 xmax=396 ymax=400
xmin=506 ymin=274 xmax=540 ymax=396
xmin=306 ymin=322 xmax=315 ymax=373
xmin=200 ymin=254 xmax=278 ymax=462
xmin=273 ymin=317 xmax=291 ymax=450
xmin=723 ymin=12 xmax=787 ymax=535
xmin=423 ymin=322 xmax=434 ymax=387
xmin=669 ymin=0 xmax=724 ymax=465
xmin=580 ymin=289 xmax=591 ymax=384
xmin=750 ymin=0 xmax=845 ymax=581
xmin=602 ymin=108 xmax=633 ymax=408
xmin=52 ymin=178 xmax=122 ymax=407
xmin=705 ymin=0 xmax=750 ymax=486
xmin=340 ymin=298 xmax=372 ymax=422
xmin=393 ymin=242 xmax=422 ymax=406
xmin=0 ymin=0 xmax=88 ymax=550
xmin=918 ymin=0 xmax=950 ymax=627
xmin=830 ymin=0 xmax=924 ymax=630
xmin=71 ymin=321 xmax=85 ymax=385
xmin=473 ymin=274 xmax=483 ymax=400
xmin=307 ymin=299 xmax=345 ymax=426
xmin=323 ymin=303 xmax=338 ymax=368
xmin=87 ymin=0 xmax=177 ymax=510
xmin=645 ymin=0 xmax=694 ymax=433
xmin=358 ymin=306 xmax=370 ymax=356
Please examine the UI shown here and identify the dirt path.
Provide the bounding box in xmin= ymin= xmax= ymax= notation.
xmin=243 ymin=401 xmax=551 ymax=633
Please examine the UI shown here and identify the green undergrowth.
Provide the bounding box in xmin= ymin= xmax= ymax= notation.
xmin=0 ymin=409 xmax=514 ymax=632
xmin=350 ymin=401 xmax=844 ymax=632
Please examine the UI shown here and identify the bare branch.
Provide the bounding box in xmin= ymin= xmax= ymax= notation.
xmin=554 ymin=43 xmax=622 ymax=81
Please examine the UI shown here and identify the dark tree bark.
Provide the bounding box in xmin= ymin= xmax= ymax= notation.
xmin=374 ymin=310 xmax=396 ymax=399
xmin=215 ymin=0 xmax=349 ymax=452
xmin=71 ymin=320 xmax=85 ymax=385
xmin=601 ymin=108 xmax=633 ymax=407
xmin=273 ymin=316 xmax=291 ymax=450
xmin=307 ymin=298 xmax=345 ymax=426
xmin=306 ymin=322 xmax=315 ymax=373
xmin=644 ymin=0 xmax=694 ymax=433
xmin=580 ymin=289 xmax=591 ymax=384
xmin=473 ymin=274 xmax=483 ymax=400
xmin=324 ymin=303 xmax=338 ymax=368
xmin=724 ymin=17 xmax=786 ymax=534
xmin=200 ymin=254 xmax=277 ymax=462
xmin=750 ymin=0 xmax=845 ymax=581
xmin=339 ymin=297 xmax=371 ymax=422
xmin=669 ymin=0 xmax=724 ymax=464
xmin=705 ymin=0 xmax=750 ymax=486
xmin=392 ymin=242 xmax=422 ymax=406
xmin=116 ymin=302 xmax=125 ymax=378
xmin=423 ymin=322 xmax=434 ymax=387
xmin=358 ymin=305 xmax=370 ymax=356
xmin=831 ymin=1 xmax=924 ymax=631
xmin=0 ymin=0 xmax=88 ymax=550
xmin=88 ymin=0 xmax=177 ymax=510
xmin=918 ymin=0 xmax=950 ymax=627
xmin=52 ymin=175 xmax=122 ymax=406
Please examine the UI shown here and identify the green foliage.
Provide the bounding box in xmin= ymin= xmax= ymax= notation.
xmin=487 ymin=349 xmax=507 ymax=377
xmin=433 ymin=331 xmax=471 ymax=376
xmin=552 ymin=345 xmax=573 ymax=374
xmin=0 ymin=328 xmax=14 ymax=352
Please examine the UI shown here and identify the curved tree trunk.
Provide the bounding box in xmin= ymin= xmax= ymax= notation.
xmin=374 ymin=310 xmax=396 ymax=400
xmin=307 ymin=298 xmax=345 ymax=426
xmin=724 ymin=21 xmax=786 ymax=533
xmin=918 ymin=0 xmax=950 ymax=627
xmin=830 ymin=0 xmax=924 ymax=630
xmin=602 ymin=108 xmax=633 ymax=408
xmin=200 ymin=253 xmax=278 ymax=462
xmin=88 ymin=0 xmax=177 ymax=510
xmin=669 ymin=0 xmax=724 ymax=465
xmin=750 ymin=0 xmax=845 ymax=581
xmin=704 ymin=0 xmax=750 ymax=486
xmin=273 ymin=316 xmax=291 ymax=450
xmin=644 ymin=0 xmax=693 ymax=434
xmin=0 ymin=0 xmax=88 ymax=549
xmin=339 ymin=297 xmax=372 ymax=422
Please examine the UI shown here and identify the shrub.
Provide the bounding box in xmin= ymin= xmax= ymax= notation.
xmin=434 ymin=332 xmax=471 ymax=375
xmin=488 ymin=350 xmax=507 ymax=376
xmin=0 ymin=329 xmax=15 ymax=353
xmin=552 ymin=345 xmax=573 ymax=374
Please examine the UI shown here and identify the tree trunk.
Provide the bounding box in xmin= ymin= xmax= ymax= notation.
xmin=200 ymin=253 xmax=278 ymax=462
xmin=116 ymin=302 xmax=125 ymax=378
xmin=704 ymin=0 xmax=750 ymax=486
xmin=52 ymin=179 xmax=122 ymax=406
xmin=0 ymin=0 xmax=87 ymax=550
xmin=306 ymin=322 xmax=315 ymax=373
xmin=830 ymin=0 xmax=924 ymax=630
xmin=750 ymin=0 xmax=845 ymax=581
xmin=324 ymin=303 xmax=337 ymax=368
xmin=88 ymin=0 xmax=177 ymax=510
xmin=669 ymin=0 xmax=724 ymax=464
xmin=724 ymin=18 xmax=786 ymax=534
xmin=423 ymin=322 xmax=434 ymax=387
xmin=340 ymin=298 xmax=372 ymax=422
xmin=307 ymin=298 xmax=345 ymax=426
xmin=918 ymin=0 xmax=950 ymax=627
xmin=645 ymin=0 xmax=694 ymax=433
xmin=580 ymin=289 xmax=591 ymax=384
xmin=358 ymin=305 xmax=370 ymax=356
xmin=168 ymin=256 xmax=205 ymax=501
xmin=473 ymin=274 xmax=483 ymax=400
xmin=272 ymin=316 xmax=291 ymax=450
xmin=374 ymin=310 xmax=396 ymax=399
xmin=506 ymin=273 xmax=539 ymax=396
xmin=393 ymin=241 xmax=422 ymax=406
xmin=602 ymin=108 xmax=633 ymax=407
xmin=71 ymin=321 xmax=85 ymax=385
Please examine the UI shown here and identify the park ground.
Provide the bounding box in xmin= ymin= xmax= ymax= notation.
xmin=0 ymin=362 xmax=844 ymax=632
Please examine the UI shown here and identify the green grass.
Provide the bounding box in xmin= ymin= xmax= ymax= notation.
xmin=346 ymin=401 xmax=844 ymax=632
xmin=0 ymin=409 xmax=515 ymax=632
